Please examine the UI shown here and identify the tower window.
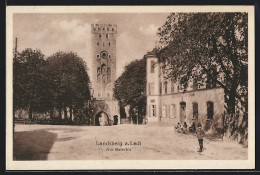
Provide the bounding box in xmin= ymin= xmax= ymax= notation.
xmin=103 ymin=28 xmax=105 ymax=30
xmin=106 ymin=34 xmax=109 ymax=38
xmin=107 ymin=27 xmax=109 ymax=31
xmin=99 ymin=34 xmax=102 ymax=38
xmin=112 ymin=28 xmax=114 ymax=32
xmin=108 ymin=55 xmax=111 ymax=58
xmin=96 ymin=54 xmax=100 ymax=58
xmin=108 ymin=42 xmax=111 ymax=47
xmin=97 ymin=42 xmax=99 ymax=46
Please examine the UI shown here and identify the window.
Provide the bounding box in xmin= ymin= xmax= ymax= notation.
xmin=106 ymin=34 xmax=109 ymax=38
xmin=192 ymin=102 xmax=198 ymax=119
xmin=103 ymin=28 xmax=105 ymax=30
xmin=164 ymin=81 xmax=168 ymax=94
xmin=149 ymin=105 xmax=156 ymax=117
xmin=170 ymin=104 xmax=176 ymax=118
xmin=97 ymin=68 xmax=101 ymax=82
xmin=180 ymin=102 xmax=186 ymax=122
xmin=151 ymin=61 xmax=155 ymax=73
xmin=108 ymin=42 xmax=111 ymax=47
xmin=108 ymin=55 xmax=111 ymax=58
xmin=102 ymin=74 xmax=107 ymax=83
xmin=97 ymin=42 xmax=99 ymax=46
xmin=207 ymin=101 xmax=214 ymax=119
xmin=107 ymin=27 xmax=109 ymax=31
xmin=112 ymin=28 xmax=114 ymax=32
xmin=96 ymin=54 xmax=100 ymax=58
xmin=162 ymin=105 xmax=166 ymax=118
xmin=148 ymin=82 xmax=154 ymax=95
xmin=152 ymin=105 xmax=156 ymax=117
xmin=171 ymin=81 xmax=174 ymax=93
xmin=99 ymin=34 xmax=101 ymax=38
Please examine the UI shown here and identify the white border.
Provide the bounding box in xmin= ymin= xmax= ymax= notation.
xmin=6 ymin=6 xmax=255 ymax=170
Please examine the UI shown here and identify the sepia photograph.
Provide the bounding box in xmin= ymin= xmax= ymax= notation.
xmin=6 ymin=6 xmax=255 ymax=170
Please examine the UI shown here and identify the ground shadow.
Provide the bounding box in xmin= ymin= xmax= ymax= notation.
xmin=13 ymin=130 xmax=57 ymax=160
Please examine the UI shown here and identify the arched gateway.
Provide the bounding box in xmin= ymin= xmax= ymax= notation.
xmin=95 ymin=111 xmax=110 ymax=126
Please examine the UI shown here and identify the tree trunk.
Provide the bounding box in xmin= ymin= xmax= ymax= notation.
xmin=29 ymin=105 xmax=33 ymax=120
xmin=58 ymin=107 xmax=62 ymax=120
xmin=69 ymin=106 xmax=73 ymax=122
xmin=50 ymin=108 xmax=53 ymax=119
xmin=64 ymin=106 xmax=67 ymax=121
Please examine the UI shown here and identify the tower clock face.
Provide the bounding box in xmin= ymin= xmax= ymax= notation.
xmin=100 ymin=51 xmax=108 ymax=59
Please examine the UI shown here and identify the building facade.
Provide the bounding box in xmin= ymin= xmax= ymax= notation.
xmin=90 ymin=24 xmax=119 ymax=125
xmin=145 ymin=50 xmax=225 ymax=129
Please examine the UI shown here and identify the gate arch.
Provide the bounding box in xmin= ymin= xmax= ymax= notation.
xmin=95 ymin=111 xmax=110 ymax=126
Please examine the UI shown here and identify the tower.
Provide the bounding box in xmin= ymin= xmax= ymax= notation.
xmin=91 ymin=24 xmax=119 ymax=125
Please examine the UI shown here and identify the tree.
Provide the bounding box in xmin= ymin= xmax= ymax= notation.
xmin=46 ymin=52 xmax=91 ymax=123
xmin=157 ymin=13 xmax=248 ymax=143
xmin=13 ymin=48 xmax=47 ymax=119
xmin=113 ymin=57 xmax=146 ymax=124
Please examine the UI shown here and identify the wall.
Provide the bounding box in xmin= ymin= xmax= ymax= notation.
xmin=159 ymin=87 xmax=225 ymax=128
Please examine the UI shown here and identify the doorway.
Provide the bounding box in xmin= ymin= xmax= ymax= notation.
xmin=180 ymin=102 xmax=186 ymax=124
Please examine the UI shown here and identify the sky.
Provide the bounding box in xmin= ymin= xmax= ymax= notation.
xmin=13 ymin=13 xmax=169 ymax=78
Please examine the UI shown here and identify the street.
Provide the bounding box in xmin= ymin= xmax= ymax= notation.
xmin=13 ymin=124 xmax=247 ymax=160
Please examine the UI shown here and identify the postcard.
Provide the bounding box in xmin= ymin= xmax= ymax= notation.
xmin=6 ymin=5 xmax=255 ymax=170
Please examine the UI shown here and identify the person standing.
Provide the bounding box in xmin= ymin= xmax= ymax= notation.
xmin=196 ymin=123 xmax=205 ymax=152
